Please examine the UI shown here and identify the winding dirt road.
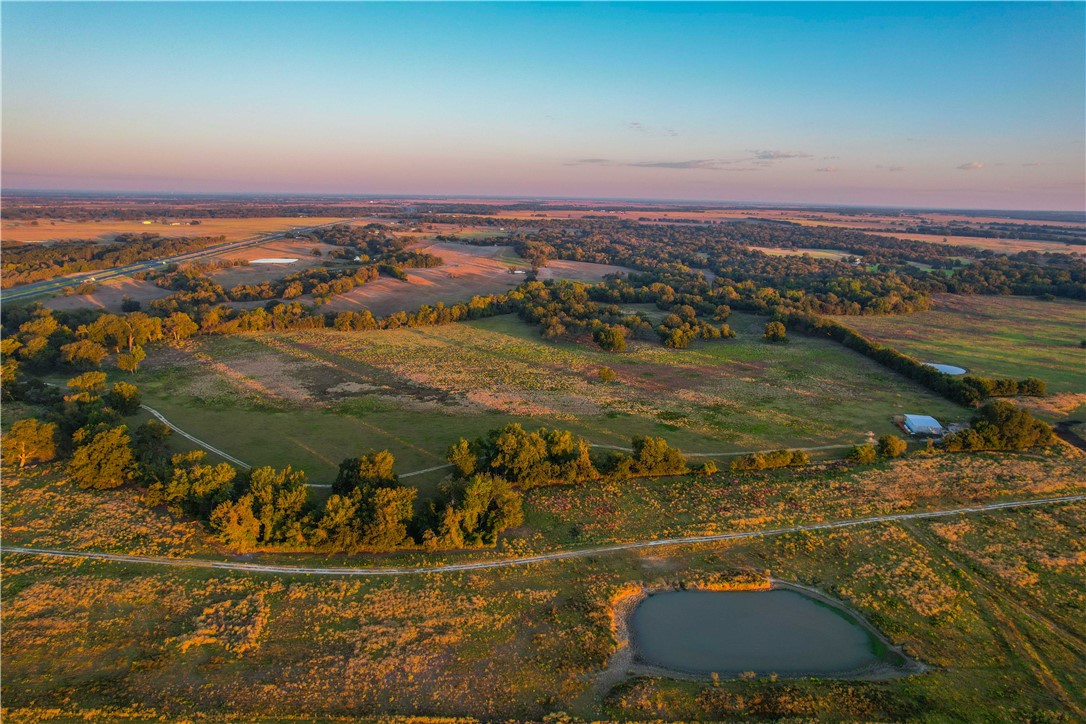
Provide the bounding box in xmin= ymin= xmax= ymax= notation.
xmin=2 ymin=494 xmax=1081 ymax=577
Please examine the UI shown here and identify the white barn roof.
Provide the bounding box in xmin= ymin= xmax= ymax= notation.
xmin=903 ymin=414 xmax=944 ymax=435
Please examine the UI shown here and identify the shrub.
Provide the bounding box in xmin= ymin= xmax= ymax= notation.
xmin=877 ymin=434 xmax=908 ymax=459
xmin=847 ymin=444 xmax=878 ymax=464
xmin=597 ymin=366 xmax=617 ymax=383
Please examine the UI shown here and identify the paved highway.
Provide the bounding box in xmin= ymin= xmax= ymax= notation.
xmin=1 ymin=494 xmax=1081 ymax=577
xmin=1 ymin=219 xmax=354 ymax=302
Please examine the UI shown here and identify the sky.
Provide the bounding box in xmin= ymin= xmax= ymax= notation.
xmin=2 ymin=2 xmax=1084 ymax=210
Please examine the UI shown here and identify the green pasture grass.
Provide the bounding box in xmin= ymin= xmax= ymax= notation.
xmin=131 ymin=312 xmax=969 ymax=485
xmin=837 ymin=294 xmax=1086 ymax=394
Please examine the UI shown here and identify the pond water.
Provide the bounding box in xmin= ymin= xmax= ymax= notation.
xmin=629 ymin=589 xmax=883 ymax=676
xmin=925 ymin=362 xmax=967 ymax=375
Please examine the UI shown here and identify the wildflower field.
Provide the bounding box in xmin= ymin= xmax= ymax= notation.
xmin=2 ymin=464 xmax=1083 ymax=721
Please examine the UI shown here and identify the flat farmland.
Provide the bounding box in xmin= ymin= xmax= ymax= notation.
xmin=134 ymin=312 xmax=968 ymax=485
xmin=837 ymin=294 xmax=1086 ymax=396
xmin=0 ymin=216 xmax=348 ymax=243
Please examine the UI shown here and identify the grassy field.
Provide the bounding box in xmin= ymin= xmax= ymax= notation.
xmin=130 ymin=312 xmax=969 ymax=486
xmin=837 ymin=294 xmax=1086 ymax=397
xmin=749 ymin=246 xmax=854 ymax=260
xmin=2 ymin=449 xmax=1083 ymax=722
xmin=1 ymin=217 xmax=348 ymax=243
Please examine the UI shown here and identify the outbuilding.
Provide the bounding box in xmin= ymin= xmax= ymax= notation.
xmin=903 ymin=414 xmax=945 ymax=436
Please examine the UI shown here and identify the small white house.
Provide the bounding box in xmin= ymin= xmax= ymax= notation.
xmin=903 ymin=414 xmax=945 ymax=436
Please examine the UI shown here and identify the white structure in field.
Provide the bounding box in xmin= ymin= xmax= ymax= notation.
xmin=250 ymin=258 xmax=299 ymax=264
xmin=903 ymin=414 xmax=945 ymax=436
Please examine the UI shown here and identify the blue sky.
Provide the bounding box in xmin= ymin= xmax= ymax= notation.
xmin=3 ymin=2 xmax=1083 ymax=209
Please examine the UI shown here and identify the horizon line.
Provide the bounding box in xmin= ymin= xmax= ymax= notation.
xmin=2 ymin=188 xmax=1083 ymax=217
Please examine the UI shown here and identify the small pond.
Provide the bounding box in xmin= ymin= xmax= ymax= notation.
xmin=924 ymin=362 xmax=967 ymax=375
xmin=629 ymin=589 xmax=889 ymax=677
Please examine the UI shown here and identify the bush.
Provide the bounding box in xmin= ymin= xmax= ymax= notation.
xmin=876 ymin=434 xmax=908 ymax=459
xmin=597 ymin=366 xmax=617 ymax=383
xmin=847 ymin=444 xmax=878 ymax=464
xmin=764 ymin=321 xmax=787 ymax=343
xmin=730 ymin=449 xmax=808 ymax=472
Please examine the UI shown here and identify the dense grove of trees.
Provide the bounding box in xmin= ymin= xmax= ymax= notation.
xmin=941 ymin=401 xmax=1056 ymax=452
xmin=446 ymin=424 xmax=689 ymax=488
xmin=2 ymin=233 xmax=228 ymax=288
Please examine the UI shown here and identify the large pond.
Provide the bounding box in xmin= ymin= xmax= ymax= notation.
xmin=629 ymin=589 xmax=887 ymax=676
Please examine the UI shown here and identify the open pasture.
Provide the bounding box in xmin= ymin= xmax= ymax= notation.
xmin=0 ymin=216 xmax=348 ymax=244
xmin=837 ymin=294 xmax=1086 ymax=397
xmin=43 ymin=276 xmax=172 ymax=313
xmin=135 ymin=312 xmax=967 ymax=484
xmin=318 ymin=242 xmax=529 ymax=316
xmin=749 ymin=246 xmax=854 ymax=260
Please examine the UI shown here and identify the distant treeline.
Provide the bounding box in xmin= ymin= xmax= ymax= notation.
xmin=1 ymin=233 xmax=227 ymax=288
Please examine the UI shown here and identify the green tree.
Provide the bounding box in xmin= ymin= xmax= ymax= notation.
xmin=60 ymin=339 xmax=108 ymax=370
xmin=248 ymin=465 xmax=311 ymax=545
xmin=68 ymin=426 xmax=137 ymax=489
xmin=593 ymin=324 xmax=628 ymax=352
xmin=877 ymin=434 xmax=908 ymax=458
xmin=2 ymin=418 xmax=57 ymax=468
xmin=106 ymin=381 xmax=142 ymax=415
xmin=65 ymin=371 xmax=108 ymax=403
xmin=209 ymin=494 xmax=261 ymax=550
xmin=313 ymin=492 xmax=364 ymax=552
xmin=116 ymin=344 xmax=146 ymax=373
xmin=363 ymin=486 xmax=418 ymax=549
xmin=163 ymin=312 xmax=199 ymax=346
xmin=333 ymin=450 xmax=398 ymax=496
xmin=847 ymin=444 xmax=878 ymax=464
xmin=153 ymin=451 xmax=238 ymax=517
xmin=447 ymin=438 xmax=478 ymax=477
xmin=597 ymin=366 xmax=617 ymax=383
xmin=764 ymin=321 xmax=788 ymax=343
xmin=632 ymin=436 xmax=688 ymax=476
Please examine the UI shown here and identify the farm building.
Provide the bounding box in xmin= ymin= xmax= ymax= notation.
xmin=903 ymin=414 xmax=945 ymax=436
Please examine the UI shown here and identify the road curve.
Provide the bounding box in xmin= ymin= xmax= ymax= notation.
xmin=2 ymin=494 xmax=1081 ymax=577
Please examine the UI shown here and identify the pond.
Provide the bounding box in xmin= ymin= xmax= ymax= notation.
xmin=629 ymin=589 xmax=889 ymax=677
xmin=925 ymin=362 xmax=968 ymax=375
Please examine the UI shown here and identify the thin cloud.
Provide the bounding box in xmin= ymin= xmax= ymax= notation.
xmin=815 ymin=166 xmax=840 ymax=173
xmin=876 ymin=164 xmax=905 ymax=172
xmin=957 ymin=161 xmax=985 ymax=171
xmin=627 ymin=121 xmax=680 ymax=137
xmin=748 ymin=149 xmax=812 ymax=160
xmin=567 ymin=158 xmax=761 ymax=171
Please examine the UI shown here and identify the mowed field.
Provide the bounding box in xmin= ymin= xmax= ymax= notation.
xmin=838 ymin=295 xmax=1086 ymax=399
xmin=133 ymin=312 xmax=968 ymax=488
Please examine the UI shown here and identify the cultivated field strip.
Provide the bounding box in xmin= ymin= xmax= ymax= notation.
xmin=3 ymin=494 xmax=1082 ymax=577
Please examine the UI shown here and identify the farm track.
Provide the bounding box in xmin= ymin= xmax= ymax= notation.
xmin=2 ymin=494 xmax=1082 ymax=577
